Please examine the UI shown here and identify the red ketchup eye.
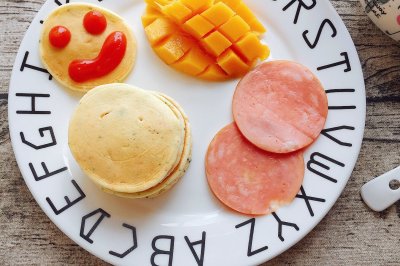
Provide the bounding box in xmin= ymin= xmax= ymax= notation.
xmin=84 ymin=11 xmax=107 ymax=35
xmin=49 ymin=26 xmax=71 ymax=48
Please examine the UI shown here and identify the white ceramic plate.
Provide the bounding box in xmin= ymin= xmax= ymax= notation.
xmin=8 ymin=0 xmax=366 ymax=265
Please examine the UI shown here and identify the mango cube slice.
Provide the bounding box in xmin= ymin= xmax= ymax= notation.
xmin=162 ymin=2 xmax=193 ymax=24
xmin=234 ymin=2 xmax=256 ymax=23
xmin=145 ymin=0 xmax=173 ymax=10
xmin=145 ymin=17 xmax=177 ymax=45
xmin=219 ymin=16 xmax=250 ymax=42
xmin=217 ymin=49 xmax=250 ymax=76
xmin=183 ymin=14 xmax=215 ymax=39
xmin=216 ymin=0 xmax=265 ymax=33
xmin=198 ymin=64 xmax=228 ymax=80
xmin=201 ymin=2 xmax=235 ymax=26
xmin=215 ymin=0 xmax=241 ymax=9
xmin=173 ymin=47 xmax=213 ymax=75
xmin=202 ymin=31 xmax=232 ymax=57
xmin=142 ymin=6 xmax=161 ymax=26
xmin=142 ymin=13 xmax=158 ymax=27
xmin=234 ymin=33 xmax=269 ymax=61
xmin=180 ymin=0 xmax=213 ymax=12
xmin=144 ymin=0 xmax=158 ymax=7
xmin=248 ymin=18 xmax=266 ymax=34
xmin=154 ymin=34 xmax=193 ymax=64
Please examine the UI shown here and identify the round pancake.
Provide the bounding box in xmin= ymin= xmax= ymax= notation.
xmin=68 ymin=83 xmax=185 ymax=193
xmin=40 ymin=3 xmax=136 ymax=91
xmin=103 ymin=92 xmax=192 ymax=198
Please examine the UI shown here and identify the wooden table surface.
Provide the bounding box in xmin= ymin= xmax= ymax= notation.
xmin=1 ymin=0 xmax=399 ymax=265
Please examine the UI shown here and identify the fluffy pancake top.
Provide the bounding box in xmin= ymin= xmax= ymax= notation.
xmin=103 ymin=92 xmax=193 ymax=198
xmin=40 ymin=3 xmax=136 ymax=91
xmin=68 ymin=84 xmax=185 ymax=193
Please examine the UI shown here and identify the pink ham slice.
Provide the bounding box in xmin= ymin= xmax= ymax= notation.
xmin=205 ymin=123 xmax=304 ymax=215
xmin=232 ymin=60 xmax=328 ymax=153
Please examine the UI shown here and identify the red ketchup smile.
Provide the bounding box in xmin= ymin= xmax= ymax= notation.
xmin=68 ymin=31 xmax=127 ymax=83
xmin=49 ymin=26 xmax=71 ymax=48
xmin=84 ymin=10 xmax=107 ymax=35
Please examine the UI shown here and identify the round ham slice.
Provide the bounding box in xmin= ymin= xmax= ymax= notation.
xmin=232 ymin=60 xmax=328 ymax=153
xmin=205 ymin=123 xmax=304 ymax=215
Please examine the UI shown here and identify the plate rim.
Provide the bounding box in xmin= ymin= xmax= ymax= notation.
xmin=7 ymin=0 xmax=366 ymax=264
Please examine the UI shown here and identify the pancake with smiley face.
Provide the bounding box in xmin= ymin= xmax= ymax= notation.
xmin=40 ymin=3 xmax=136 ymax=91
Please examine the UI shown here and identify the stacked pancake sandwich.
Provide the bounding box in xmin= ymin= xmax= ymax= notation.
xmin=68 ymin=83 xmax=192 ymax=198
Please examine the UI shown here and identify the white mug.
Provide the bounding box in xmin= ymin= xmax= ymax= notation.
xmin=359 ymin=0 xmax=400 ymax=41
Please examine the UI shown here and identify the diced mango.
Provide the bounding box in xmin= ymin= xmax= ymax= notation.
xmin=154 ymin=34 xmax=193 ymax=64
xmin=217 ymin=49 xmax=250 ymax=76
xmin=234 ymin=3 xmax=266 ymax=33
xmin=144 ymin=0 xmax=171 ymax=9
xmin=144 ymin=0 xmax=158 ymax=7
xmin=234 ymin=33 xmax=269 ymax=61
xmin=202 ymin=31 xmax=232 ymax=57
xmin=234 ymin=2 xmax=256 ymax=23
xmin=145 ymin=17 xmax=177 ymax=45
xmin=219 ymin=16 xmax=250 ymax=42
xmin=215 ymin=0 xmax=241 ymax=9
xmin=142 ymin=6 xmax=162 ymax=26
xmin=198 ymin=64 xmax=228 ymax=80
xmin=173 ymin=47 xmax=213 ymax=75
xmin=162 ymin=2 xmax=193 ymax=24
xmin=248 ymin=18 xmax=266 ymax=34
xmin=142 ymin=14 xmax=158 ymax=27
xmin=143 ymin=0 xmax=269 ymax=80
xmin=182 ymin=15 xmax=215 ymax=39
xmin=180 ymin=0 xmax=213 ymax=12
xmin=145 ymin=4 xmax=163 ymax=14
xmin=201 ymin=2 xmax=235 ymax=26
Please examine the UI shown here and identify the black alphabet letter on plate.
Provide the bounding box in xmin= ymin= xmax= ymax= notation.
xmin=80 ymin=208 xmax=111 ymax=244
xmin=272 ymin=213 xmax=299 ymax=242
xmin=303 ymin=19 xmax=337 ymax=49
xmin=235 ymin=218 xmax=268 ymax=257
xmin=29 ymin=162 xmax=67 ymax=181
xmin=296 ymin=186 xmax=326 ymax=217
xmin=307 ymin=152 xmax=345 ymax=183
xmin=20 ymin=51 xmax=52 ymax=80
xmin=321 ymin=126 xmax=355 ymax=147
xmin=16 ymin=93 xmax=51 ymax=115
xmin=109 ymin=223 xmax=138 ymax=258
xmin=20 ymin=126 xmax=56 ymax=150
xmin=184 ymin=231 xmax=206 ymax=266
xmin=46 ymin=179 xmax=86 ymax=215
xmin=317 ymin=52 xmax=351 ymax=72
xmin=283 ymin=0 xmax=317 ymax=24
xmin=151 ymin=235 xmax=174 ymax=266
xmin=326 ymin=89 xmax=356 ymax=110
